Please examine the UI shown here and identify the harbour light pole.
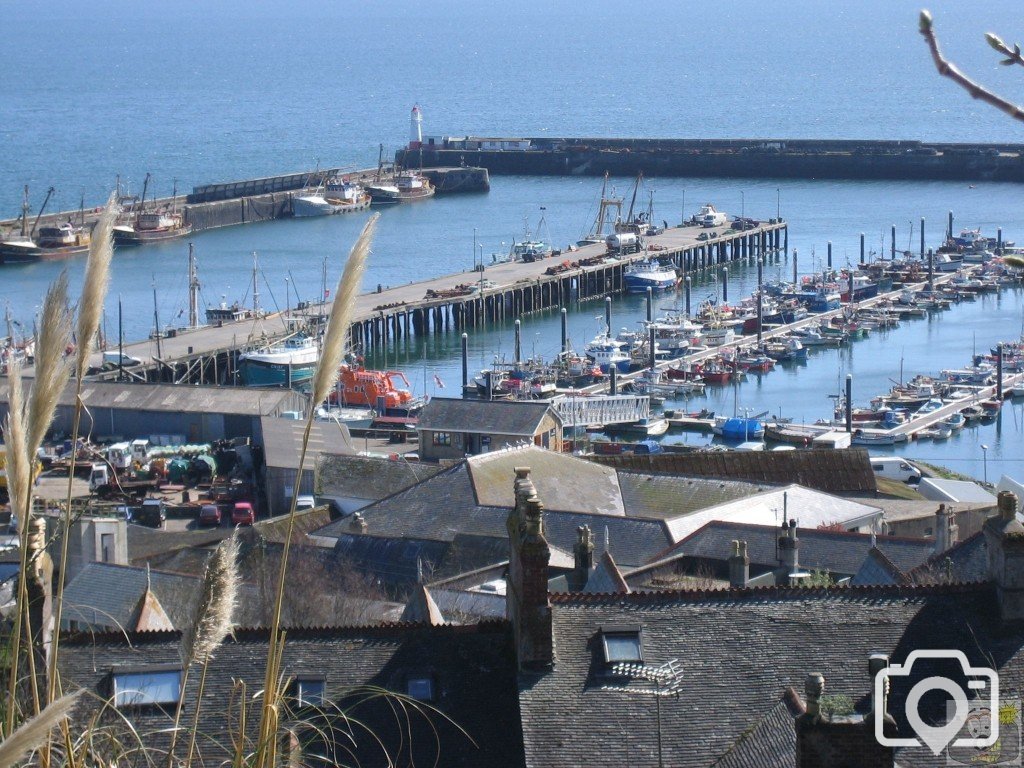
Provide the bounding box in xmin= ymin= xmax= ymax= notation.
xmin=981 ymin=444 xmax=989 ymax=485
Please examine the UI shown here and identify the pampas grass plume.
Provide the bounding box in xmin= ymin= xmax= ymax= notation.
xmin=181 ymin=531 xmax=240 ymax=667
xmin=27 ymin=272 xmax=73 ymax=454
xmin=75 ymin=193 xmax=118 ymax=382
xmin=3 ymin=360 xmax=30 ymax=527
xmin=310 ymin=214 xmax=378 ymax=405
xmin=0 ymin=690 xmax=82 ymax=768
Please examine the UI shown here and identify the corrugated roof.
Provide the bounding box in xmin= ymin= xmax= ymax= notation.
xmin=0 ymin=380 xmax=303 ymax=417
xmin=662 ymin=485 xmax=883 ymax=543
xmin=587 ymin=448 xmax=877 ymax=493
xmin=416 ymin=397 xmax=556 ymax=435
xmin=260 ymin=416 xmax=353 ymax=468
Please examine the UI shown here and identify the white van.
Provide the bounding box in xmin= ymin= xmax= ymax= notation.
xmin=870 ymin=457 xmax=922 ymax=484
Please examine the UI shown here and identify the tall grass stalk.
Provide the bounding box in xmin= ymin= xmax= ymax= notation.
xmin=48 ymin=194 xmax=117 ymax=710
xmin=0 ymin=691 xmax=81 ymax=768
xmin=252 ymin=214 xmax=376 ymax=768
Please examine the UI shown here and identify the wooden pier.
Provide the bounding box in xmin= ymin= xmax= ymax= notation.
xmin=80 ymin=218 xmax=788 ymax=384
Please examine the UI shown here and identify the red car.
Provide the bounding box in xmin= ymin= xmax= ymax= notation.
xmin=232 ymin=502 xmax=255 ymax=526
xmin=198 ymin=504 xmax=222 ymax=526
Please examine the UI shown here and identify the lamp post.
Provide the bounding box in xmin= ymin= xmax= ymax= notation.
xmin=981 ymin=444 xmax=989 ymax=485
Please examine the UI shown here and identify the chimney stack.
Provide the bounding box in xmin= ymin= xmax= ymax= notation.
xmin=779 ymin=519 xmax=799 ymax=573
xmin=349 ymin=512 xmax=368 ymax=534
xmin=573 ymin=525 xmax=595 ymax=589
xmin=729 ymin=539 xmax=749 ymax=588
xmin=984 ymin=491 xmax=1024 ymax=622
xmin=795 ymin=670 xmax=895 ymax=768
xmin=506 ymin=468 xmax=553 ymax=670
xmin=933 ymin=504 xmax=958 ymax=555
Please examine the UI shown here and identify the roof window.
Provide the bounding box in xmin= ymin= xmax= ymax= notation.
xmin=600 ymin=626 xmax=643 ymax=665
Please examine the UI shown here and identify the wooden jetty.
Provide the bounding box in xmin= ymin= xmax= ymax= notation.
xmin=78 ymin=218 xmax=788 ymax=384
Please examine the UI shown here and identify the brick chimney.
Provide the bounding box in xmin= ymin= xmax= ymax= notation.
xmin=795 ymin=671 xmax=894 ymax=768
xmin=572 ymin=525 xmax=595 ymax=590
xmin=778 ymin=520 xmax=802 ymax=573
xmin=506 ymin=467 xmax=553 ymax=670
xmin=933 ymin=504 xmax=958 ymax=555
xmin=984 ymin=491 xmax=1024 ymax=622
xmin=729 ymin=539 xmax=749 ymax=588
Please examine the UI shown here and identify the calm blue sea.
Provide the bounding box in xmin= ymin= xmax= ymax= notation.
xmin=2 ymin=0 xmax=1024 ymax=481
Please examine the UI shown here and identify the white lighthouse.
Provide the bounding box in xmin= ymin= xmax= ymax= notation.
xmin=409 ymin=105 xmax=423 ymax=150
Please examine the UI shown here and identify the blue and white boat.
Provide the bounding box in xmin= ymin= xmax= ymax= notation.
xmin=239 ymin=335 xmax=319 ymax=388
xmin=585 ymin=332 xmax=632 ymax=373
xmin=624 ymin=260 xmax=678 ymax=293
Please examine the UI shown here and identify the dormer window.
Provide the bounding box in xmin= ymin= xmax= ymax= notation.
xmin=292 ymin=676 xmax=326 ymax=707
xmin=600 ymin=626 xmax=643 ymax=665
xmin=111 ymin=667 xmax=181 ymax=707
xmin=406 ymin=675 xmax=435 ymax=701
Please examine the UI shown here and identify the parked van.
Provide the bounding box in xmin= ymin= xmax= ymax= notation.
xmin=870 ymin=457 xmax=922 ymax=484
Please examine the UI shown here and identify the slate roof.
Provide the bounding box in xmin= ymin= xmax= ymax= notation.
xmin=587 ymin=448 xmax=877 ymax=494
xmin=659 ymin=521 xmax=935 ymax=576
xmin=312 ymin=451 xmax=671 ymax=567
xmin=59 ymin=622 xmax=525 ymax=768
xmin=616 ymin=472 xmax=769 ymax=519
xmin=126 ymin=525 xmax=231 ymax=563
xmin=251 ymin=506 xmax=334 ymax=543
xmin=521 ymin=584 xmax=1024 ymax=768
xmin=907 ymin=531 xmax=990 ymax=583
xmin=315 ymin=453 xmax=443 ymax=501
xmin=661 ymin=485 xmax=883 ymax=543
xmin=325 ymin=533 xmax=452 ymax=591
xmin=416 ymin=397 xmax=556 ymax=435
xmin=711 ymin=689 xmax=804 ymax=768
xmin=62 ymin=562 xmax=201 ymax=631
xmin=259 ymin=416 xmax=353 ymax=469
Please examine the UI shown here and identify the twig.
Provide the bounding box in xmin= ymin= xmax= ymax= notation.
xmin=986 ymin=32 xmax=1024 ymax=69
xmin=920 ymin=10 xmax=1024 ymax=123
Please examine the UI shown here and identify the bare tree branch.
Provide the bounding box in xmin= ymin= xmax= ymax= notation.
xmin=985 ymin=32 xmax=1024 ymax=69
xmin=919 ymin=10 xmax=1024 ymax=123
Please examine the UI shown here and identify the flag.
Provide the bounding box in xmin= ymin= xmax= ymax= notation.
xmin=434 ymin=374 xmax=445 ymax=389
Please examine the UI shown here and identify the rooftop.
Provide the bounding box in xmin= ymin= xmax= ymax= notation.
xmin=416 ymin=397 xmax=556 ymax=435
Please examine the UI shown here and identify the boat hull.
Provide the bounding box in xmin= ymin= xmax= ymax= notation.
xmin=113 ymin=224 xmax=194 ymax=245
xmin=0 ymin=242 xmax=90 ymax=264
xmin=239 ymin=359 xmax=316 ymax=388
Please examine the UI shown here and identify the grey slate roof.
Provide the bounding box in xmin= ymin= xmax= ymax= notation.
xmin=59 ymin=623 xmax=525 ymax=768
xmin=416 ymin=397 xmax=555 ymax=435
xmin=522 ymin=585 xmax=1024 ymax=768
xmin=908 ymin=531 xmax=990 ymax=583
xmin=312 ymin=451 xmax=671 ymax=567
xmin=660 ymin=521 xmax=935 ymax=576
xmin=315 ymin=453 xmax=443 ymax=501
xmin=712 ymin=690 xmax=804 ymax=768
xmin=62 ymin=562 xmax=201 ymax=631
xmin=850 ymin=547 xmax=908 ymax=586
xmin=617 ymin=472 xmax=769 ymax=519
xmin=588 ymin=447 xmax=877 ymax=494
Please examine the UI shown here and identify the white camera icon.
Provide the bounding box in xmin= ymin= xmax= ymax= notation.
xmin=874 ymin=649 xmax=999 ymax=756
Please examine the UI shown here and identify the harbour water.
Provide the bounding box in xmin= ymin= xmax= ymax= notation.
xmin=3 ymin=0 xmax=1024 ymax=482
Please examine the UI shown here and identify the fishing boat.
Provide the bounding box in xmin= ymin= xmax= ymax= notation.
xmin=933 ymin=252 xmax=964 ymax=272
xmin=553 ymin=350 xmax=604 ymax=388
xmin=577 ymin=173 xmax=623 ymax=247
xmin=330 ymin=363 xmax=424 ymax=416
xmin=624 ymin=260 xmax=678 ymax=293
xmin=508 ymin=210 xmax=553 ymax=262
xmin=0 ymin=186 xmax=93 ymax=264
xmin=585 ymin=332 xmax=632 ymax=373
xmin=851 ymin=429 xmax=907 ymax=446
xmin=839 ymin=272 xmax=892 ymax=303
xmin=713 ymin=416 xmax=765 ymax=441
xmin=367 ymin=171 xmax=435 ymax=204
xmin=293 ymin=177 xmax=371 ymax=217
xmin=942 ymin=412 xmax=966 ymax=430
xmin=113 ymin=210 xmax=192 ymax=245
xmin=238 ymin=335 xmax=319 ymax=388
xmin=763 ymin=337 xmax=807 ymax=362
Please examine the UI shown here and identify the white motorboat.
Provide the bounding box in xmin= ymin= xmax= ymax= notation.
xmin=585 ymin=332 xmax=631 ymax=374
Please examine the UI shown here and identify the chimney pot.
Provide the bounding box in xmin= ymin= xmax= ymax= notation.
xmin=804 ymin=673 xmax=825 ymax=717
xmin=999 ymin=490 xmax=1019 ymax=521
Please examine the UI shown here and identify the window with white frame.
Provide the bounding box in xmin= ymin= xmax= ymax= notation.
xmin=293 ymin=676 xmax=326 ymax=707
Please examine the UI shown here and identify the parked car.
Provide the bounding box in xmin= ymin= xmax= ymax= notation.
xmin=232 ymin=501 xmax=255 ymax=526
xmin=198 ymin=504 xmax=222 ymax=526
xmin=295 ymin=495 xmax=316 ymax=512
xmin=136 ymin=499 xmax=166 ymax=529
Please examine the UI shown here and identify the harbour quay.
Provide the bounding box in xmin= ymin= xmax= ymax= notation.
xmin=0 ymin=165 xmax=489 ymax=243
xmin=79 ymin=218 xmax=787 ymax=385
xmin=397 ymin=136 xmax=1024 ymax=182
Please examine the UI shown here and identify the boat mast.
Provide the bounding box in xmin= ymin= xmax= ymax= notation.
xmin=79 ymin=192 xmax=85 ymax=225
xmin=118 ymin=296 xmax=124 ymax=382
xmin=625 ymin=172 xmax=642 ymax=223
xmin=172 ymin=178 xmax=178 ymax=215
xmin=31 ymin=187 xmax=54 ymax=239
xmin=188 ymin=243 xmax=200 ymax=329
xmin=19 ymin=186 xmax=30 ymax=238
xmin=252 ymin=252 xmax=260 ymax=315
xmin=138 ymin=173 xmax=151 ymax=224
xmin=595 ymin=173 xmax=609 ymax=236
xmin=153 ymin=281 xmax=163 ymax=360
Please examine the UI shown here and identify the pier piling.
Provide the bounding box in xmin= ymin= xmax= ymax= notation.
xmin=845 ymin=375 xmax=853 ymax=434
xmin=605 ymin=296 xmax=612 ymax=335
xmin=793 ymin=249 xmax=798 ymax=285
xmin=827 ymin=241 xmax=832 ymax=269
xmin=560 ymin=309 xmax=567 ymax=354
xmin=609 ymin=366 xmax=617 ymax=395
xmin=684 ymin=277 xmax=691 ymax=316
xmin=461 ymin=333 xmax=468 ymax=389
xmin=860 ymin=233 xmax=865 ymax=265
xmin=998 ymin=228 xmax=1003 ymax=253
xmin=720 ymin=268 xmax=728 ymax=303
xmin=928 ymin=249 xmax=934 ymax=290
xmin=920 ymin=217 xmax=925 ymax=259
xmin=948 ymin=211 xmax=954 ymax=240
xmin=515 ymin=319 xmax=522 ymax=364
xmin=891 ymin=224 xmax=896 ymax=260
xmin=998 ymin=344 xmax=1004 ymax=401
xmin=649 ymin=326 xmax=657 ymax=370
xmin=646 ymin=287 xmax=654 ymax=323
